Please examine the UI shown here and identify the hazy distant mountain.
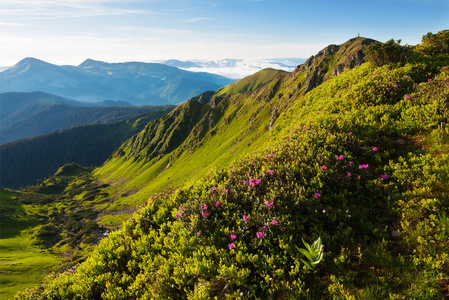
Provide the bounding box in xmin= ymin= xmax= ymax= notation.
xmin=0 ymin=107 xmax=174 ymax=189
xmin=0 ymin=91 xmax=175 ymax=143
xmin=161 ymin=58 xmax=307 ymax=79
xmin=0 ymin=58 xmax=234 ymax=105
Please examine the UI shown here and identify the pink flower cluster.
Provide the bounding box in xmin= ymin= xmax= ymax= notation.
xmin=244 ymin=177 xmax=262 ymax=187
xmin=209 ymin=186 xmax=228 ymax=196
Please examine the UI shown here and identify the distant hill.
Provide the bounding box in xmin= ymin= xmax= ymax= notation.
xmin=0 ymin=58 xmax=234 ymax=105
xmin=0 ymin=107 xmax=174 ymax=189
xmin=0 ymin=91 xmax=174 ymax=143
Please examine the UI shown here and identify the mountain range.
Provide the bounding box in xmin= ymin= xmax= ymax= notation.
xmin=1 ymin=30 xmax=449 ymax=299
xmin=0 ymin=91 xmax=174 ymax=143
xmin=0 ymin=58 xmax=234 ymax=105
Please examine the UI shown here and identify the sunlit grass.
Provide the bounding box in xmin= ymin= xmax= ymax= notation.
xmin=0 ymin=230 xmax=61 ymax=299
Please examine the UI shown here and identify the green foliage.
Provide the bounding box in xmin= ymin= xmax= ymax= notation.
xmin=299 ymin=237 xmax=324 ymax=270
xmin=364 ymin=39 xmax=411 ymax=67
xmin=7 ymin=30 xmax=449 ymax=299
xmin=415 ymin=30 xmax=449 ymax=57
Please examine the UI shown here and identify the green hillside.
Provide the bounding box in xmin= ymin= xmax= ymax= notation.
xmin=3 ymin=31 xmax=449 ymax=299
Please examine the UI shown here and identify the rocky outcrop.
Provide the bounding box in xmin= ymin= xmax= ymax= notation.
xmin=293 ymin=37 xmax=376 ymax=94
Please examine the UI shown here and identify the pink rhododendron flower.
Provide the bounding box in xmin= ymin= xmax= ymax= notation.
xmin=359 ymin=164 xmax=369 ymax=169
xmin=267 ymin=170 xmax=274 ymax=174
xmin=337 ymin=155 xmax=344 ymax=160
xmin=229 ymin=243 xmax=235 ymax=250
xmin=202 ymin=212 xmax=209 ymax=217
xmin=372 ymin=147 xmax=378 ymax=151
xmin=202 ymin=205 xmax=207 ymax=210
xmin=256 ymin=232 xmax=263 ymax=238
xmin=262 ymin=171 xmax=266 ymax=177
xmin=271 ymin=220 xmax=278 ymax=225
xmin=349 ymin=161 xmax=354 ymax=165
xmin=381 ymin=174 xmax=388 ymax=180
xmin=230 ymin=234 xmax=237 ymax=240
xmin=243 ymin=215 xmax=248 ymax=221
xmin=265 ymin=201 xmax=274 ymax=207
xmin=175 ymin=212 xmax=181 ymax=218
xmin=346 ymin=171 xmax=351 ymax=176
xmin=406 ymin=95 xmax=410 ymax=100
xmin=314 ymin=193 xmax=321 ymax=199
xmin=216 ymin=201 xmax=221 ymax=207
xmin=320 ymin=165 xmax=327 ymax=170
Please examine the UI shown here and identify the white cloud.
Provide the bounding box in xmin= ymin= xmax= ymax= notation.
xmin=0 ymin=21 xmax=46 ymax=27
xmin=184 ymin=17 xmax=213 ymax=23
xmin=0 ymin=0 xmax=154 ymax=20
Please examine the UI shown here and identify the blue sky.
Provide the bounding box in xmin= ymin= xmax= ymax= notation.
xmin=1 ymin=0 xmax=448 ymax=66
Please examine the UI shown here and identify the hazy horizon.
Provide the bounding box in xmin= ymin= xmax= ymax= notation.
xmin=1 ymin=0 xmax=447 ymax=67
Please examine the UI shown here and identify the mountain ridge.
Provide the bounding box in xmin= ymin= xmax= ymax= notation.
xmin=0 ymin=58 xmax=235 ymax=105
xmin=93 ymin=37 xmax=372 ymax=209
xmin=0 ymin=91 xmax=170 ymax=143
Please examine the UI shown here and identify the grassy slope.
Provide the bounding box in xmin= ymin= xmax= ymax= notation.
xmin=0 ymin=188 xmax=61 ymax=300
xmin=0 ymin=165 xmax=116 ymax=299
xmin=93 ymin=36 xmax=372 ymax=215
xmin=94 ymin=68 xmax=290 ymax=211
xmin=14 ymin=31 xmax=449 ymax=298
xmin=1 ymin=37 xmax=375 ymax=298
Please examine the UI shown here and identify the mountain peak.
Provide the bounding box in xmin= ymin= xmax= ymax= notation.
xmin=78 ymin=58 xmax=108 ymax=68
xmin=15 ymin=57 xmax=53 ymax=67
xmin=1 ymin=57 xmax=57 ymax=76
xmin=293 ymin=36 xmax=376 ymax=94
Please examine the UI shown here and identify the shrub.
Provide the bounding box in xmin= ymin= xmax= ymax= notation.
xmin=365 ymin=39 xmax=411 ymax=67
